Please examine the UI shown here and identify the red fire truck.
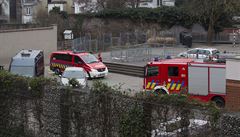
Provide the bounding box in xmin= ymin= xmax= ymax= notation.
xmin=144 ymin=58 xmax=226 ymax=107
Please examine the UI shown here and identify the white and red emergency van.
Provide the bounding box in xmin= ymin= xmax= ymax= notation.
xmin=144 ymin=58 xmax=226 ymax=107
xmin=50 ymin=51 xmax=108 ymax=79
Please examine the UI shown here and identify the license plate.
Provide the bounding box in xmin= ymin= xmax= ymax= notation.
xmin=98 ymin=73 xmax=105 ymax=77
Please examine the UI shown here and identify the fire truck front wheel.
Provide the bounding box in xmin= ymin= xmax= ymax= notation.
xmin=154 ymin=89 xmax=167 ymax=95
xmin=212 ymin=96 xmax=225 ymax=108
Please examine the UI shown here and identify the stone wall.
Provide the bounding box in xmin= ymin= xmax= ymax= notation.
xmin=220 ymin=113 xmax=240 ymax=137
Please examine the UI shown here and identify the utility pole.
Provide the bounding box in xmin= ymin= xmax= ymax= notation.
xmin=233 ymin=30 xmax=237 ymax=47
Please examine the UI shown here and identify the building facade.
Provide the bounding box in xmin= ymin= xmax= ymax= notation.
xmin=73 ymin=0 xmax=98 ymax=14
xmin=8 ymin=0 xmax=47 ymax=24
xmin=48 ymin=0 xmax=73 ymax=13
xmin=138 ymin=0 xmax=175 ymax=8
xmin=21 ymin=0 xmax=38 ymax=23
xmin=0 ymin=0 xmax=10 ymax=23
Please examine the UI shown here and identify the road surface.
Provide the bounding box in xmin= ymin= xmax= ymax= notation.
xmin=45 ymin=67 xmax=143 ymax=93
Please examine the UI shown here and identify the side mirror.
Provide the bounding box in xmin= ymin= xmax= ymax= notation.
xmin=144 ymin=66 xmax=148 ymax=77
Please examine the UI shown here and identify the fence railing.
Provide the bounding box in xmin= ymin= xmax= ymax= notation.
xmin=104 ymin=61 xmax=144 ymax=77
xmin=58 ymin=32 xmax=240 ymax=52
xmin=110 ymin=43 xmax=187 ymax=63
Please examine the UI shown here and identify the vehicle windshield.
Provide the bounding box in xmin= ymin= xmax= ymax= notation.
xmin=212 ymin=50 xmax=220 ymax=55
xmin=80 ymin=54 xmax=99 ymax=64
xmin=146 ymin=66 xmax=159 ymax=77
xmin=62 ymin=70 xmax=86 ymax=79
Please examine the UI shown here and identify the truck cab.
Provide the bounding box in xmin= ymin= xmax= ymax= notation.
xmin=144 ymin=58 xmax=226 ymax=107
xmin=144 ymin=59 xmax=193 ymax=94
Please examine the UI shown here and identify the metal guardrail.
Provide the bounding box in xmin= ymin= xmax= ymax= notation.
xmin=104 ymin=62 xmax=144 ymax=77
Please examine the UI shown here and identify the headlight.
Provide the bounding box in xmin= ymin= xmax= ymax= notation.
xmin=91 ymin=69 xmax=98 ymax=73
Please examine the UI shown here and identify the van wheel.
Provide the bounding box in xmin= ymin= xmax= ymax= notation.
xmin=212 ymin=97 xmax=225 ymax=108
xmin=154 ymin=89 xmax=167 ymax=95
xmin=54 ymin=68 xmax=61 ymax=75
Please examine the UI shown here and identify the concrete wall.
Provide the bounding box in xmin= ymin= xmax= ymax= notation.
xmin=225 ymin=58 xmax=240 ymax=112
xmin=0 ymin=25 xmax=57 ymax=67
xmin=226 ymin=59 xmax=240 ymax=80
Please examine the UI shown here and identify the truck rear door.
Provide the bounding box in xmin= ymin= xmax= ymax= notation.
xmin=188 ymin=65 xmax=208 ymax=95
xmin=188 ymin=63 xmax=226 ymax=95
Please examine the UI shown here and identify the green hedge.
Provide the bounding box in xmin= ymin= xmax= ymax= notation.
xmin=84 ymin=7 xmax=196 ymax=28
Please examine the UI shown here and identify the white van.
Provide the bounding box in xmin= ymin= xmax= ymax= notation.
xmin=9 ymin=50 xmax=44 ymax=77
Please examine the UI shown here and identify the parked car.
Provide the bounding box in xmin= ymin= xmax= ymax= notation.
xmin=9 ymin=49 xmax=44 ymax=77
xmin=50 ymin=51 xmax=108 ymax=79
xmin=177 ymin=48 xmax=220 ymax=60
xmin=217 ymin=52 xmax=239 ymax=63
xmin=60 ymin=67 xmax=87 ymax=88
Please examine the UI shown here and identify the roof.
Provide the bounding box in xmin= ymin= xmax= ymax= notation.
xmin=11 ymin=50 xmax=42 ymax=66
xmin=148 ymin=58 xmax=194 ymax=65
xmin=190 ymin=48 xmax=218 ymax=51
xmin=48 ymin=1 xmax=67 ymax=4
xmin=51 ymin=50 xmax=89 ymax=56
xmin=189 ymin=62 xmax=225 ymax=68
xmin=63 ymin=30 xmax=72 ymax=34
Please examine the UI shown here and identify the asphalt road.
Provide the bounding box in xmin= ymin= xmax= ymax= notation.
xmin=45 ymin=66 xmax=143 ymax=93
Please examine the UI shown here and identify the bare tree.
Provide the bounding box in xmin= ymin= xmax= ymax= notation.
xmin=96 ymin=0 xmax=107 ymax=9
xmin=187 ymin=0 xmax=240 ymax=45
xmin=127 ymin=0 xmax=140 ymax=8
xmin=74 ymin=0 xmax=99 ymax=13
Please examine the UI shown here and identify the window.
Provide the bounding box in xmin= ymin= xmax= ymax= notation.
xmin=52 ymin=54 xmax=72 ymax=62
xmin=0 ymin=4 xmax=2 ymax=15
xmin=157 ymin=0 xmax=162 ymax=6
xmin=35 ymin=52 xmax=44 ymax=76
xmin=212 ymin=50 xmax=220 ymax=55
xmin=187 ymin=49 xmax=198 ymax=54
xmin=168 ymin=67 xmax=179 ymax=77
xmin=147 ymin=66 xmax=159 ymax=77
xmin=26 ymin=7 xmax=32 ymax=15
xmin=204 ymin=50 xmax=211 ymax=55
xmin=80 ymin=54 xmax=99 ymax=64
xmin=74 ymin=56 xmax=82 ymax=64
xmin=198 ymin=50 xmax=210 ymax=55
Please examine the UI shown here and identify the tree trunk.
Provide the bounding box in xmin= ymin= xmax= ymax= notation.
xmin=207 ymin=21 xmax=214 ymax=46
xmin=136 ymin=0 xmax=140 ymax=8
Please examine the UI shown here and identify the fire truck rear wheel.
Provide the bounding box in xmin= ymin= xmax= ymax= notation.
xmin=155 ymin=89 xmax=167 ymax=95
xmin=212 ymin=97 xmax=225 ymax=108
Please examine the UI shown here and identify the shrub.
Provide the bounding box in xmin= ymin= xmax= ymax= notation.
xmin=147 ymin=37 xmax=177 ymax=44
xmin=90 ymin=7 xmax=195 ymax=28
